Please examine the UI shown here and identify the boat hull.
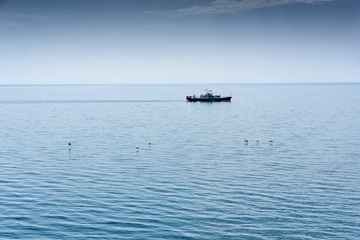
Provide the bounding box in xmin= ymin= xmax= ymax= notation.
xmin=186 ymin=97 xmax=231 ymax=102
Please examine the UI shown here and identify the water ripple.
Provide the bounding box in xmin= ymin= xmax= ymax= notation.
xmin=1 ymin=84 xmax=360 ymax=239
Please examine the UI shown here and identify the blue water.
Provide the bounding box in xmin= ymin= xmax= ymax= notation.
xmin=0 ymin=84 xmax=359 ymax=239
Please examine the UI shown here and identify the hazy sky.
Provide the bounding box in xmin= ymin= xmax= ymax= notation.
xmin=0 ymin=0 xmax=359 ymax=84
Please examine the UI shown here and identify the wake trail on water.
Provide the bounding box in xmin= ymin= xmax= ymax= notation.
xmin=0 ymin=100 xmax=184 ymax=104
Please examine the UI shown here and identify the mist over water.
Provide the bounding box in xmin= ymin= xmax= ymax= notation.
xmin=1 ymin=84 xmax=360 ymax=239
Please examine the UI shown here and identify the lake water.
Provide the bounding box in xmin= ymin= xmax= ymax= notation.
xmin=0 ymin=84 xmax=359 ymax=239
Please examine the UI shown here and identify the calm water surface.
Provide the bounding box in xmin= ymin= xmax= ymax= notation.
xmin=0 ymin=84 xmax=359 ymax=239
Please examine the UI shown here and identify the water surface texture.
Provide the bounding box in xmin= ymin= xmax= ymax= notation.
xmin=1 ymin=84 xmax=360 ymax=239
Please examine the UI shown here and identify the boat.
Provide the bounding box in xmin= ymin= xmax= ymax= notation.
xmin=186 ymin=89 xmax=231 ymax=102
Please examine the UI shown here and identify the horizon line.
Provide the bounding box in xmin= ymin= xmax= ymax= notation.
xmin=0 ymin=82 xmax=359 ymax=87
